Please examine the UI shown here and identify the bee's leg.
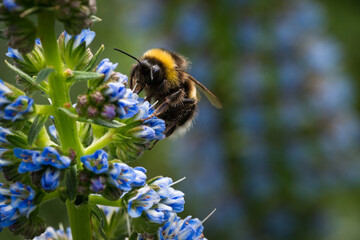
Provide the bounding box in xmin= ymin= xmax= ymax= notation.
xmin=145 ymin=89 xmax=185 ymax=119
xmin=148 ymin=140 xmax=159 ymax=150
xmin=182 ymin=98 xmax=196 ymax=104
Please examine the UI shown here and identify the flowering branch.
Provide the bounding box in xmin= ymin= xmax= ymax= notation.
xmin=0 ymin=1 xmax=210 ymax=240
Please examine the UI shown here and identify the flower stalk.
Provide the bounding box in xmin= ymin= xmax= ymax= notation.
xmin=37 ymin=11 xmax=91 ymax=240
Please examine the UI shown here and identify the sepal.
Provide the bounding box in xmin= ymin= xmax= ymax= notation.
xmin=132 ymin=214 xmax=163 ymax=234
xmin=27 ymin=114 xmax=48 ymax=146
xmin=65 ymin=166 xmax=78 ymax=202
xmin=102 ymin=184 xmax=123 ymax=201
xmin=8 ymin=215 xmax=46 ymax=239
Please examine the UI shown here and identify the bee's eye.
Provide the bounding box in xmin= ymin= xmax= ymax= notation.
xmin=151 ymin=65 xmax=160 ymax=79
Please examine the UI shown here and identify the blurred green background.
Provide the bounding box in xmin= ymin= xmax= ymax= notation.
xmin=2 ymin=0 xmax=360 ymax=239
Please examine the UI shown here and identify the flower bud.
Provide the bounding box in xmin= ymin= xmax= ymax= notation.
xmin=3 ymin=18 xmax=37 ymax=54
xmin=55 ymin=0 xmax=97 ymax=35
xmin=90 ymin=91 xmax=105 ymax=106
xmin=9 ymin=216 xmax=46 ymax=239
xmin=2 ymin=162 xmax=22 ymax=182
xmin=102 ymin=184 xmax=123 ymax=201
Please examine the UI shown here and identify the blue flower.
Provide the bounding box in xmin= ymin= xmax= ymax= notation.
xmin=0 ymin=182 xmax=36 ymax=228
xmin=3 ymin=0 xmax=22 ymax=11
xmin=36 ymin=146 xmax=71 ymax=169
xmin=101 ymin=104 xmax=116 ymax=120
xmin=135 ymin=100 xmax=166 ymax=140
xmin=0 ymin=152 xmax=12 ymax=170
xmin=150 ymin=177 xmax=185 ymax=214
xmin=5 ymin=47 xmax=24 ymax=62
xmin=116 ymin=89 xmax=139 ymax=119
xmin=145 ymin=203 xmax=172 ymax=224
xmin=96 ymin=59 xmax=118 ymax=82
xmin=3 ymin=96 xmax=34 ymax=122
xmin=131 ymin=167 xmax=147 ymax=188
xmin=157 ymin=214 xmax=207 ymax=240
xmin=33 ymin=226 xmax=72 ymax=240
xmin=41 ymin=168 xmax=61 ymax=191
xmin=90 ymin=176 xmax=106 ymax=193
xmin=9 ymin=183 xmax=36 ymax=217
xmin=144 ymin=118 xmax=166 ymax=140
xmin=81 ymin=150 xmax=109 ymax=174
xmin=127 ymin=186 xmax=160 ymax=218
xmin=14 ymin=148 xmax=42 ymax=173
xmin=72 ymin=29 xmax=96 ymax=50
xmin=0 ymin=79 xmax=12 ymax=95
xmin=113 ymin=72 xmax=128 ymax=85
xmin=0 ymin=95 xmax=11 ymax=109
xmin=135 ymin=100 xmax=152 ymax=120
xmin=0 ymin=127 xmax=11 ymax=144
xmin=49 ymin=125 xmax=58 ymax=140
xmin=133 ymin=126 xmax=156 ymax=140
xmin=35 ymin=38 xmax=41 ymax=46
xmin=108 ymin=163 xmax=136 ymax=191
xmin=104 ymin=81 xmax=126 ymax=102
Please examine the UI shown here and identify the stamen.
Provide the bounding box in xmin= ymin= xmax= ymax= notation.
xmin=170 ymin=177 xmax=186 ymax=187
xmin=202 ymin=208 xmax=216 ymax=224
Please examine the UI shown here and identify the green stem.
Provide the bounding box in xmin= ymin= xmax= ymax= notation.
xmin=84 ymin=129 xmax=115 ymax=155
xmin=35 ymin=104 xmax=54 ymax=116
xmin=89 ymin=195 xmax=123 ymax=208
xmin=41 ymin=190 xmax=60 ymax=204
xmin=66 ymin=200 xmax=92 ymax=240
xmin=37 ymin=12 xmax=91 ymax=240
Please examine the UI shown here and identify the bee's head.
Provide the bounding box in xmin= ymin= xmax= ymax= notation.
xmin=114 ymin=48 xmax=161 ymax=94
xmin=132 ymin=60 xmax=161 ymax=93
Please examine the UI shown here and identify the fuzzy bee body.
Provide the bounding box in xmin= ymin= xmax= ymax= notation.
xmin=116 ymin=48 xmax=222 ymax=138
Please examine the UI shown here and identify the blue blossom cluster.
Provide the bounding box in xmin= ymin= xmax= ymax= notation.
xmin=156 ymin=213 xmax=206 ymax=240
xmin=0 ymin=182 xmax=36 ymax=229
xmin=64 ymin=29 xmax=95 ymax=51
xmin=76 ymin=61 xmax=165 ymax=142
xmin=0 ymin=80 xmax=34 ymax=123
xmin=33 ymin=226 xmax=72 ymax=240
xmin=126 ymin=177 xmax=185 ymax=224
xmin=78 ymin=149 xmax=147 ymax=195
xmin=14 ymin=147 xmax=71 ymax=191
xmin=59 ymin=29 xmax=97 ymax=70
xmin=6 ymin=39 xmax=46 ymax=76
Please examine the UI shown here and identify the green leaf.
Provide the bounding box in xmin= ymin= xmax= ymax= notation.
xmin=58 ymin=107 xmax=125 ymax=128
xmin=65 ymin=166 xmax=77 ymax=202
xmin=85 ymin=44 xmax=105 ymax=72
xmin=93 ymin=119 xmax=125 ymax=128
xmin=129 ymin=232 xmax=138 ymax=240
xmin=36 ymin=68 xmax=54 ymax=84
xmin=57 ymin=107 xmax=79 ymax=119
xmin=90 ymin=202 xmax=107 ymax=223
xmin=28 ymin=114 xmax=48 ymax=146
xmin=132 ymin=214 xmax=162 ymax=234
xmin=66 ymin=71 xmax=104 ymax=83
xmin=4 ymin=60 xmax=47 ymax=93
xmin=6 ymin=134 xmax=28 ymax=148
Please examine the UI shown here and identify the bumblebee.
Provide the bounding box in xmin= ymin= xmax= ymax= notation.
xmin=114 ymin=48 xmax=222 ymax=138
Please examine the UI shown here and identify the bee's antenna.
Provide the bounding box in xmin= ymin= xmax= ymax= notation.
xmin=114 ymin=48 xmax=142 ymax=65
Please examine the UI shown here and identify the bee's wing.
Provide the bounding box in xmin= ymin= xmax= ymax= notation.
xmin=185 ymin=73 xmax=223 ymax=109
